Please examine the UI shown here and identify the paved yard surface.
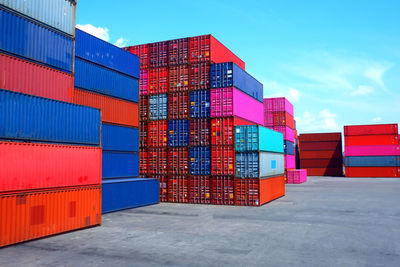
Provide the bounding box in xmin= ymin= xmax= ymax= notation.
xmin=1 ymin=176 xmax=400 ymax=267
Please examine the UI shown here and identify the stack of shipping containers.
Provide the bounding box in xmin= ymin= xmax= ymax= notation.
xmin=344 ymin=124 xmax=399 ymax=177
xmin=0 ymin=1 xmax=102 ymax=247
xmin=73 ymin=29 xmax=159 ymax=213
xmin=298 ymin=133 xmax=343 ymax=176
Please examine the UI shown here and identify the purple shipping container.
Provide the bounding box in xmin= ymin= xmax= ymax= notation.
xmin=270 ymin=126 xmax=295 ymax=142
xmin=263 ymin=97 xmax=294 ymax=116
xmin=345 ymin=145 xmax=400 ymax=157
xmin=210 ymin=87 xmax=263 ymax=125
xmin=285 ymin=154 xmax=296 ymax=169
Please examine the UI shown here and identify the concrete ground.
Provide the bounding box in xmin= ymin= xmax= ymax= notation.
xmin=1 ymin=177 xmax=400 ymax=267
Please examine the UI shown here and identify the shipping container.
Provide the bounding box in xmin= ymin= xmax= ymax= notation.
xmin=102 ymin=151 xmax=139 ymax=179
xmin=189 ymin=35 xmax=245 ymax=69
xmin=235 ymin=152 xmax=284 ymax=178
xmin=0 ymin=89 xmax=100 ymax=145
xmin=345 ymin=167 xmax=399 ymax=178
xmin=189 ymin=176 xmax=211 ymax=204
xmin=212 ymin=146 xmax=235 ymax=175
xmin=169 ymin=64 xmax=190 ymax=92
xmin=149 ymin=94 xmax=168 ymax=120
xmin=140 ymin=149 xmax=147 ymax=175
xmin=0 ymin=8 xmax=73 ymax=73
xmin=211 ymin=176 xmax=235 ymax=205
xmin=210 ymin=87 xmax=264 ymax=125
xmin=73 ymin=89 xmax=139 ymax=127
xmin=102 ymin=178 xmax=159 ymax=213
xmin=299 ymin=133 xmax=342 ymax=142
xmin=190 ymin=90 xmax=210 ymax=118
xmin=124 ymin=44 xmax=149 ymax=69
xmin=168 ymin=120 xmax=189 ymax=147
xmin=0 ymin=186 xmax=101 ymax=248
xmin=284 ymin=140 xmax=295 ymax=155
xmin=300 ymin=141 xmax=341 ymax=151
xmin=344 ymin=124 xmax=398 ymax=136
xmin=190 ymin=63 xmax=210 ymax=90
xmin=235 ymin=176 xmax=285 ymax=206
xmin=169 ymin=92 xmax=189 ymax=119
xmin=345 ymin=145 xmax=400 ymax=157
xmin=74 ymin=58 xmax=139 ymax=102
xmin=345 ymin=156 xmax=400 ymax=167
xmin=270 ymin=126 xmax=295 ymax=143
xmin=300 ymin=158 xmax=343 ymax=168
xmin=299 ymin=150 xmax=343 ymax=159
xmin=169 ymin=148 xmax=189 ymax=174
xmin=148 ymin=120 xmax=168 ymax=147
xmin=345 ymin=135 xmax=398 ymax=146
xmin=148 ymin=148 xmax=168 ymax=174
xmin=263 ymin=97 xmax=294 ymax=117
xmin=0 ymin=142 xmax=101 ymax=193
xmin=149 ymin=67 xmax=168 ymax=94
xmin=139 ymin=121 xmax=148 ymax=147
xmin=149 ymin=41 xmax=168 ymax=68
xmin=75 ymin=29 xmax=139 ymax=78
xmin=102 ymin=124 xmax=139 ymax=152
xmin=139 ymin=95 xmax=149 ymax=121
xmin=306 ymin=168 xmax=343 ymax=176
xmin=153 ymin=175 xmax=168 ymax=202
xmin=140 ymin=69 xmax=149 ymax=95
xmin=273 ymin=111 xmax=294 ymax=129
xmin=0 ymin=52 xmax=73 ymax=102
xmin=286 ymin=169 xmax=307 ymax=184
xmin=210 ymin=62 xmax=263 ymax=102
xmin=189 ymin=147 xmax=211 ymax=175
xmin=168 ymin=176 xmax=189 ymax=203
xmin=189 ymin=119 xmax=210 ymax=146
xmin=235 ymin=125 xmax=284 ymax=153
xmin=211 ymin=117 xmax=254 ymax=146
xmin=285 ymin=155 xmax=296 ymax=169
xmin=169 ymin=38 xmax=189 ymax=65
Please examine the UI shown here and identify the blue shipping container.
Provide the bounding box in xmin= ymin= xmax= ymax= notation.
xmin=74 ymin=58 xmax=139 ymax=103
xmin=235 ymin=125 xmax=284 ymax=153
xmin=102 ymin=124 xmax=139 ymax=152
xmin=210 ymin=62 xmax=263 ymax=102
xmin=0 ymin=8 xmax=74 ymax=73
xmin=345 ymin=156 xmax=400 ymax=167
xmin=189 ymin=147 xmax=211 ymax=175
xmin=102 ymin=178 xmax=159 ymax=213
xmin=102 ymin=151 xmax=139 ymax=179
xmin=0 ymin=89 xmax=100 ymax=145
xmin=168 ymin=120 xmax=189 ymax=147
xmin=190 ymin=90 xmax=210 ymax=118
xmin=236 ymin=152 xmax=285 ymax=178
xmin=149 ymin=94 xmax=168 ymax=120
xmin=284 ymin=140 xmax=295 ymax=155
xmin=75 ymin=29 xmax=140 ymax=79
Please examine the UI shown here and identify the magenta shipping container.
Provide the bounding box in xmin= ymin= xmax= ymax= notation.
xmin=210 ymin=88 xmax=263 ymax=125
xmin=140 ymin=69 xmax=149 ymax=95
xmin=285 ymin=155 xmax=296 ymax=169
xmin=264 ymin=97 xmax=294 ymax=116
xmin=287 ymin=169 xmax=307 ymax=184
xmin=271 ymin=126 xmax=295 ymax=142
xmin=345 ymin=145 xmax=400 ymax=157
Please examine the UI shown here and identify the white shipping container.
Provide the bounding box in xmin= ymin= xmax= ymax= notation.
xmin=0 ymin=0 xmax=76 ymax=36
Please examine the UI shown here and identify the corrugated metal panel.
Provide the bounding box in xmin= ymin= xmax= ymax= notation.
xmin=0 ymin=0 xmax=76 ymax=36
xmin=211 ymin=146 xmax=235 ymax=175
xmin=0 ymin=186 xmax=101 ymax=248
xmin=149 ymin=67 xmax=168 ymax=94
xmin=168 ymin=175 xmax=189 ymax=203
xmin=169 ymin=38 xmax=189 ymax=65
xmin=190 ymin=90 xmax=210 ymax=118
xmin=345 ymin=167 xmax=399 ymax=178
xmin=148 ymin=148 xmax=168 ymax=174
xmin=169 ymin=64 xmax=189 ymax=92
xmin=284 ymin=140 xmax=295 ymax=155
xmin=75 ymin=29 xmax=140 ymax=78
xmin=149 ymin=94 xmax=168 ymax=120
xmin=0 ymin=8 xmax=73 ymax=73
xmin=168 ymin=120 xmax=189 ymax=147
xmin=211 ymin=176 xmax=235 ymax=205
xmin=102 ymin=151 xmax=139 ymax=179
xmin=168 ymin=148 xmax=189 ymax=174
xmin=0 ymin=89 xmax=100 ymax=145
xmin=102 ymin=124 xmax=139 ymax=152
xmin=189 ymin=119 xmax=210 ymax=146
xmin=124 ymin=44 xmax=149 ymax=69
xmin=235 ymin=125 xmax=284 ymax=153
xmin=102 ymin=178 xmax=159 ymax=214
xmin=148 ymin=121 xmax=167 ymax=147
xmin=74 ymin=58 xmax=139 ymax=102
xmin=0 ymin=52 xmax=73 ymax=102
xmin=149 ymin=41 xmax=168 ymax=68
xmin=344 ymin=124 xmax=398 ymax=136
xmin=0 ymin=142 xmax=101 ymax=193
xmin=189 ymin=176 xmax=211 ymax=204
xmin=190 ymin=62 xmax=210 ymax=90
xmin=168 ymin=91 xmax=189 ymax=119
xmin=345 ymin=156 xmax=400 ymax=167
xmin=235 ymin=152 xmax=284 ymax=178
xmin=189 ymin=147 xmax=211 ymax=175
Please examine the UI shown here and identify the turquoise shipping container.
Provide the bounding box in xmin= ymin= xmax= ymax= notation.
xmin=235 ymin=125 xmax=284 ymax=153
xmin=236 ymin=152 xmax=285 ymax=178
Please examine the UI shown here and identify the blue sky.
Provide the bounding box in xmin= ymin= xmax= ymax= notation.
xmin=76 ymin=0 xmax=400 ymax=133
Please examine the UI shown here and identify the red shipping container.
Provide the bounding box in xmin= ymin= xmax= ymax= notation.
xmin=149 ymin=67 xmax=168 ymax=94
xmin=169 ymin=38 xmax=189 ymax=65
xmin=211 ymin=176 xmax=235 ymax=205
xmin=124 ymin=44 xmax=149 ymax=69
xmin=235 ymin=176 xmax=285 ymax=206
xmin=0 ymin=185 xmax=101 ymax=248
xmin=344 ymin=124 xmax=398 ymax=136
xmin=0 ymin=142 xmax=101 ymax=193
xmin=148 ymin=120 xmax=168 ymax=147
xmin=299 ymin=133 xmax=342 ymax=142
xmin=211 ymin=117 xmax=253 ymax=145
xmin=189 ymin=176 xmax=211 ymax=204
xmin=306 ymin=168 xmax=343 ymax=176
xmin=190 ymin=62 xmax=210 ymax=90
xmin=139 ymin=95 xmax=149 ymax=121
xmin=300 ymin=158 xmax=343 ymax=168
xmin=273 ymin=111 xmax=294 ymax=129
xmin=300 ymin=141 xmax=341 ymax=151
xmin=139 ymin=121 xmax=147 ymax=147
xmin=299 ymin=150 xmax=343 ymax=159
xmin=168 ymin=92 xmax=189 ymax=119
xmin=168 ymin=148 xmax=189 ymax=174
xmin=139 ymin=69 xmax=149 ymax=95
xmin=0 ymin=52 xmax=73 ymax=102
xmin=148 ymin=148 xmax=168 ymax=174
xmin=73 ymin=89 xmax=138 ymax=127
xmin=345 ymin=167 xmax=399 ymax=178
xmin=140 ymin=149 xmax=148 ymax=175
xmin=345 ymin=135 xmax=398 ymax=146
xmin=149 ymin=41 xmax=168 ymax=68
xmin=189 ymin=35 xmax=245 ymax=70
xmin=189 ymin=119 xmax=210 ymax=146
xmin=211 ymin=146 xmax=235 ymax=175
xmin=168 ymin=176 xmax=189 ymax=203
xmin=153 ymin=175 xmax=168 ymax=202
xmin=169 ymin=64 xmax=190 ymax=92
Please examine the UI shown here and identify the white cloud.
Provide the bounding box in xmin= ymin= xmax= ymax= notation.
xmin=372 ymin=117 xmax=382 ymax=122
xmin=76 ymin=24 xmax=110 ymax=41
xmin=114 ymin=37 xmax=128 ymax=47
xmin=351 ymin=85 xmax=374 ymax=96
xmin=364 ymin=64 xmax=392 ymax=88
xmin=288 ymin=88 xmax=300 ymax=103
xmin=262 ymin=81 xmax=300 ymax=103
xmin=295 ymin=109 xmax=340 ymax=132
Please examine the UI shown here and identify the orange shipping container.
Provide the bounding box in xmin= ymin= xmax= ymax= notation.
xmin=73 ymin=89 xmax=138 ymax=127
xmin=0 ymin=186 xmax=101 ymax=248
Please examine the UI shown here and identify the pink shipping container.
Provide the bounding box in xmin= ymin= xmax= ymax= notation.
xmin=264 ymin=112 xmax=274 ymax=127
xmin=139 ymin=69 xmax=149 ymax=95
xmin=285 ymin=155 xmax=296 ymax=169
xmin=263 ymin=97 xmax=294 ymax=116
xmin=270 ymin=126 xmax=295 ymax=142
xmin=287 ymin=169 xmax=307 ymax=184
xmin=210 ymin=87 xmax=263 ymax=125
xmin=345 ymin=145 xmax=400 ymax=157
